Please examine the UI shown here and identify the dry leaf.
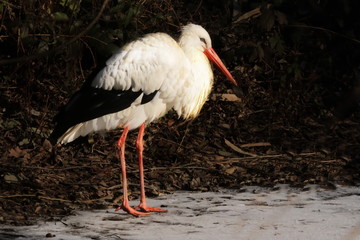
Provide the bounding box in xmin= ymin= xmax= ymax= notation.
xmin=9 ymin=146 xmax=30 ymax=159
xmin=225 ymin=167 xmax=237 ymax=175
xmin=211 ymin=93 xmax=241 ymax=102
xmin=4 ymin=174 xmax=19 ymax=183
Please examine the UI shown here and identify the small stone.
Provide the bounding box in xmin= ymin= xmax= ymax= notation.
xmin=46 ymin=233 xmax=55 ymax=238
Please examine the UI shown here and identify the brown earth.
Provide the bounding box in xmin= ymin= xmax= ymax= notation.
xmin=1 ymin=80 xmax=359 ymax=225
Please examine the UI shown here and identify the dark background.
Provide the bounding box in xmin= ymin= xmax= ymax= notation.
xmin=1 ymin=0 xmax=359 ymax=225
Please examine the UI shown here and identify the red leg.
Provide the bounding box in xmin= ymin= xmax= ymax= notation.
xmin=135 ymin=123 xmax=167 ymax=213
xmin=115 ymin=126 xmax=149 ymax=216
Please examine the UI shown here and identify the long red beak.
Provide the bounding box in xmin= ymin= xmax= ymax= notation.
xmin=204 ymin=48 xmax=237 ymax=86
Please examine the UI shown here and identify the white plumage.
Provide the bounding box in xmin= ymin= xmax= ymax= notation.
xmin=52 ymin=23 xmax=236 ymax=216
xmin=58 ymin=25 xmax=220 ymax=143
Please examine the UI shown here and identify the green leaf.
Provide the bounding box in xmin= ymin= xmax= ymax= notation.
xmin=257 ymin=44 xmax=265 ymax=59
xmin=124 ymin=7 xmax=135 ymax=26
xmin=19 ymin=138 xmax=30 ymax=146
xmin=60 ymin=0 xmax=81 ymax=13
xmin=269 ymin=35 xmax=278 ymax=49
xmin=52 ymin=12 xmax=69 ymax=22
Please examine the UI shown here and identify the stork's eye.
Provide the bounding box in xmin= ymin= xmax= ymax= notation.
xmin=200 ymin=37 xmax=207 ymax=45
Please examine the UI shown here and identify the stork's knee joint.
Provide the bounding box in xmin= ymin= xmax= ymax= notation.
xmin=135 ymin=139 xmax=144 ymax=152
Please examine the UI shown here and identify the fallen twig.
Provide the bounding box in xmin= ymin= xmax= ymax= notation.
xmin=224 ymin=139 xmax=258 ymax=157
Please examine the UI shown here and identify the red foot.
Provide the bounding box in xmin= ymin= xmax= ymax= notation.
xmin=135 ymin=203 xmax=168 ymax=213
xmin=115 ymin=203 xmax=150 ymax=217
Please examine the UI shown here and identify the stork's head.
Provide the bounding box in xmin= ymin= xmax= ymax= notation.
xmin=179 ymin=23 xmax=237 ymax=86
xmin=180 ymin=23 xmax=213 ymax=51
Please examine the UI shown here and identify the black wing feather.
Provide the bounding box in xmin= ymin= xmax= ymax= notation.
xmin=51 ymin=85 xmax=158 ymax=143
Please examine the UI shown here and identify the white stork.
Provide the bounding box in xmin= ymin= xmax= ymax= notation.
xmin=51 ymin=23 xmax=237 ymax=216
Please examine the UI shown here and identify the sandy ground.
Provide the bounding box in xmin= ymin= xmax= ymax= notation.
xmin=1 ymin=185 xmax=360 ymax=240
